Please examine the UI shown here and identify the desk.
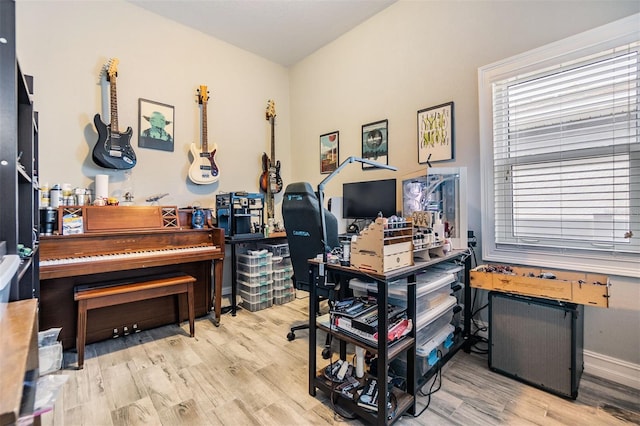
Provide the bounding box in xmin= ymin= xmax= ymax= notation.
xmin=226 ymin=231 xmax=287 ymax=315
xmin=307 ymin=250 xmax=471 ymax=425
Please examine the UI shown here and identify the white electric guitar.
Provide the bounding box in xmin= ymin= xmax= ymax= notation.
xmin=188 ymin=85 xmax=219 ymax=184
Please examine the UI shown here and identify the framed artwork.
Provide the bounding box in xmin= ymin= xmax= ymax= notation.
xmin=138 ymin=98 xmax=175 ymax=152
xmin=418 ymin=101 xmax=454 ymax=163
xmin=361 ymin=119 xmax=388 ymax=169
xmin=320 ymin=131 xmax=339 ymax=174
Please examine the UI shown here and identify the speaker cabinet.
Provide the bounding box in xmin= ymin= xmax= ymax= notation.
xmin=489 ymin=291 xmax=584 ymax=399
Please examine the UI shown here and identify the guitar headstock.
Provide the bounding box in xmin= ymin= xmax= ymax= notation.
xmin=105 ymin=58 xmax=119 ymax=82
xmin=197 ymin=85 xmax=209 ymax=104
xmin=266 ymin=99 xmax=276 ymax=121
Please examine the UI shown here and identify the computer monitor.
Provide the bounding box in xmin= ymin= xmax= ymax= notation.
xmin=342 ymin=178 xmax=397 ymax=220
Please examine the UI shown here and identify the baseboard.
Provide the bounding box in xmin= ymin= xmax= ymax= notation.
xmin=584 ymin=350 xmax=640 ymax=390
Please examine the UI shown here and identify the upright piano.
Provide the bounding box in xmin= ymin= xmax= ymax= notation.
xmin=39 ymin=206 xmax=224 ymax=349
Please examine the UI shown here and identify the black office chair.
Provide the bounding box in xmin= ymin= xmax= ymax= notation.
xmin=282 ymin=182 xmax=340 ymax=355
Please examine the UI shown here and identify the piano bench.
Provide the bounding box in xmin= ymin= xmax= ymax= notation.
xmin=73 ymin=272 xmax=196 ymax=369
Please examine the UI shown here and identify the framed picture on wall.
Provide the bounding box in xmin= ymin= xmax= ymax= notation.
xmin=361 ymin=119 xmax=388 ymax=169
xmin=138 ymin=98 xmax=175 ymax=152
xmin=320 ymin=131 xmax=339 ymax=174
xmin=418 ymin=101 xmax=454 ymax=163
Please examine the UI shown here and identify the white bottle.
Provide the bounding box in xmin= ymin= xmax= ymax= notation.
xmin=433 ymin=212 xmax=445 ymax=243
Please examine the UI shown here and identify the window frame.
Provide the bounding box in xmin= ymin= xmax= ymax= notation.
xmin=478 ymin=13 xmax=640 ymax=278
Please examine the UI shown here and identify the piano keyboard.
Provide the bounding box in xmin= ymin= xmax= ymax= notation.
xmin=40 ymin=245 xmax=218 ymax=266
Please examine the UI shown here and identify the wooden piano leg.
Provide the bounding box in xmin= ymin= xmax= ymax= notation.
xmin=188 ymin=281 xmax=195 ymax=337
xmin=76 ymin=300 xmax=87 ymax=369
xmin=212 ymin=258 xmax=223 ymax=327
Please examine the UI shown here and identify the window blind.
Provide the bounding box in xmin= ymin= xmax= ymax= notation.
xmin=491 ymin=41 xmax=639 ymax=256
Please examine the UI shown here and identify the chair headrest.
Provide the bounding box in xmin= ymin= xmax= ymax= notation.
xmin=284 ymin=182 xmax=315 ymax=198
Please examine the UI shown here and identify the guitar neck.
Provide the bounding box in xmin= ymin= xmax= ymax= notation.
xmin=202 ymin=101 xmax=208 ymax=152
xmin=110 ymin=76 xmax=118 ymax=132
xmin=270 ymin=117 xmax=275 ymax=161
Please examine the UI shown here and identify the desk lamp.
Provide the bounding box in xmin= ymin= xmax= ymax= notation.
xmin=316 ymin=156 xmax=397 ymax=277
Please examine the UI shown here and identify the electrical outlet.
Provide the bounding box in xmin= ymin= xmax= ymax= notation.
xmin=467 ymin=230 xmax=477 ymax=247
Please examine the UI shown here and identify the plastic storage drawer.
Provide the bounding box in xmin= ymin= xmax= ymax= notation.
xmin=237 ymin=270 xmax=272 ymax=285
xmin=415 ymin=296 xmax=457 ymax=347
xmin=241 ymin=297 xmax=273 ymax=312
xmin=257 ymin=242 xmax=290 ymax=257
xmin=237 ymin=260 xmax=272 ymax=276
xmin=238 ymin=278 xmax=272 ymax=295
xmin=416 ymin=324 xmax=456 ymax=375
xmin=273 ymin=268 xmax=293 ymax=281
xmin=350 ymin=270 xmax=455 ymax=312
xmin=237 ymin=252 xmax=273 ymax=267
xmin=274 ymin=288 xmax=296 ymax=305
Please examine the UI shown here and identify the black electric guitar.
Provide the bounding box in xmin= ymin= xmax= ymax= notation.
xmin=188 ymin=85 xmax=220 ymax=184
xmin=92 ymin=58 xmax=136 ymax=169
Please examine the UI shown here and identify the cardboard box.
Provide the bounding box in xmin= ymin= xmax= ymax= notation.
xmin=470 ymin=265 xmax=609 ymax=308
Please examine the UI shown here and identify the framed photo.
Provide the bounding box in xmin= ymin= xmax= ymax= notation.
xmin=138 ymin=98 xmax=175 ymax=152
xmin=361 ymin=119 xmax=388 ymax=169
xmin=418 ymin=101 xmax=454 ymax=163
xmin=320 ymin=131 xmax=339 ymax=174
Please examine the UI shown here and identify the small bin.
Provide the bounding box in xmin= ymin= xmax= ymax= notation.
xmin=350 ymin=270 xmax=455 ymax=312
xmin=237 ymin=260 xmax=272 ymax=276
xmin=237 ymin=270 xmax=272 ymax=285
xmin=391 ymin=324 xmax=456 ymax=378
xmin=38 ymin=327 xmax=63 ymax=376
xmin=416 ymin=324 xmax=456 ymax=375
xmin=238 ymin=279 xmax=272 ymax=295
xmin=241 ymin=297 xmax=273 ymax=312
xmin=257 ymin=242 xmax=290 ymax=257
xmin=273 ymin=268 xmax=293 ymax=281
xmin=240 ymin=286 xmax=273 ymax=304
xmin=271 ymin=256 xmax=292 ymax=269
xmin=237 ymin=252 xmax=273 ymax=267
xmin=415 ymin=296 xmax=457 ymax=347
xmin=274 ymin=287 xmax=296 ymax=305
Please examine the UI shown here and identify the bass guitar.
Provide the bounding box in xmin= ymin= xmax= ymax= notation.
xmin=188 ymin=85 xmax=220 ymax=184
xmin=260 ymin=100 xmax=283 ymax=219
xmin=92 ymin=58 xmax=136 ymax=170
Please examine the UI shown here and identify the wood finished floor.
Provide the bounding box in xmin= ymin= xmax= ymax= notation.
xmin=42 ymin=295 xmax=640 ymax=426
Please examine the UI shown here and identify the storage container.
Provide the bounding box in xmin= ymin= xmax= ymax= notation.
xmin=350 ymin=270 xmax=455 ymax=313
xmin=237 ymin=251 xmax=273 ymax=267
xmin=240 ymin=285 xmax=273 ymax=304
xmin=415 ymin=296 xmax=457 ymax=347
xmin=273 ymin=268 xmax=293 ymax=281
xmin=241 ymin=297 xmax=273 ymax=312
xmin=256 ymin=242 xmax=290 ymax=257
xmin=391 ymin=323 xmax=456 ymax=379
xmin=416 ymin=324 xmax=455 ymax=375
xmin=39 ymin=342 xmax=63 ymax=376
xmin=237 ymin=270 xmax=272 ymax=286
xmin=271 ymin=255 xmax=292 ymax=269
xmin=274 ymin=289 xmax=295 ymax=305
xmin=238 ymin=278 xmax=272 ymax=296
xmin=237 ymin=258 xmax=272 ymax=275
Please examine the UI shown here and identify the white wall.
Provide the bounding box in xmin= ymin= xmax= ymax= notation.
xmin=16 ymin=0 xmax=291 ymax=221
xmin=289 ymin=0 xmax=640 ymax=382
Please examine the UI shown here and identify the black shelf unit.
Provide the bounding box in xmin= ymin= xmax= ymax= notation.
xmin=0 ymin=0 xmax=40 ymax=301
xmin=308 ymin=251 xmax=471 ymax=425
